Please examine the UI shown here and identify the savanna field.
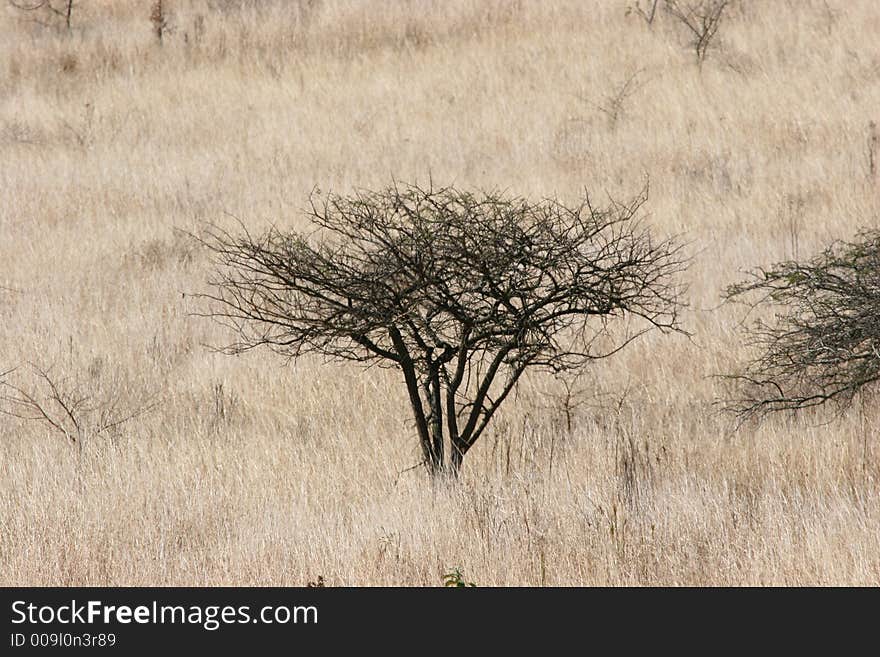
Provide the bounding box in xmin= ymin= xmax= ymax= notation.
xmin=1 ymin=0 xmax=879 ymax=585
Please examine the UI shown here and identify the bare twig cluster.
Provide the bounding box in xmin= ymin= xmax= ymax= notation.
xmin=628 ymin=0 xmax=661 ymax=26
xmin=59 ymin=101 xmax=95 ymax=149
xmin=197 ymin=183 xmax=688 ymax=477
xmin=722 ymin=230 xmax=880 ymax=420
xmin=664 ymin=0 xmax=730 ymax=65
xmin=8 ymin=0 xmax=74 ymax=31
xmin=0 ymin=363 xmax=157 ymax=446
xmin=594 ymin=69 xmax=646 ymax=129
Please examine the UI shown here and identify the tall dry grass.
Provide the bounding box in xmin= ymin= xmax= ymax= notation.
xmin=1 ymin=0 xmax=878 ymax=585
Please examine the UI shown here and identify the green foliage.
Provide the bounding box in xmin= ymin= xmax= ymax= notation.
xmin=442 ymin=568 xmax=476 ymax=588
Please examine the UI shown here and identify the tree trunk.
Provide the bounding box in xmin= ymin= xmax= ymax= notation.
xmin=425 ymin=373 xmax=444 ymax=473
xmin=449 ymin=446 xmax=464 ymax=478
xmin=448 ymin=436 xmax=471 ymax=478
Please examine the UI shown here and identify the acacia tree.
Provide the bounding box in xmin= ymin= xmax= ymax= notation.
xmin=198 ymin=183 xmax=687 ymax=477
xmin=723 ymin=230 xmax=880 ymax=420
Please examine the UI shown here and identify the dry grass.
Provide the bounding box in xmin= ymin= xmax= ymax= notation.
xmin=1 ymin=0 xmax=879 ymax=586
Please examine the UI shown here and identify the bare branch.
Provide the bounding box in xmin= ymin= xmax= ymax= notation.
xmin=0 ymin=363 xmax=158 ymax=444
xmin=628 ymin=0 xmax=661 ymax=26
xmin=664 ymin=0 xmax=730 ymax=66
xmin=8 ymin=0 xmax=74 ymax=30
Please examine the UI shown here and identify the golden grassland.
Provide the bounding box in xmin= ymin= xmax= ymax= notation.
xmin=1 ymin=0 xmax=879 ymax=585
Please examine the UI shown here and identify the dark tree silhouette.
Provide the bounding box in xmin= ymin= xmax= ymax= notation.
xmin=723 ymin=230 xmax=880 ymax=420
xmin=198 ymin=183 xmax=687 ymax=477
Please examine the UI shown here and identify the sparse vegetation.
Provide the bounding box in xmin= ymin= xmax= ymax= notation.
xmin=723 ymin=230 xmax=880 ymax=420
xmin=8 ymin=0 xmax=75 ymax=32
xmin=0 ymin=363 xmax=158 ymax=448
xmin=442 ymin=568 xmax=476 ymax=587
xmin=662 ymin=0 xmax=731 ymax=66
xmin=628 ymin=0 xmax=661 ymax=26
xmin=593 ymin=69 xmax=646 ymax=130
